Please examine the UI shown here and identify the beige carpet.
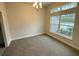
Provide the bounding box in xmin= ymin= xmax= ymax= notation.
xmin=3 ymin=34 xmax=79 ymax=56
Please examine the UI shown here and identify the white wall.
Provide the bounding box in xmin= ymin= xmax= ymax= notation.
xmin=5 ymin=3 xmax=45 ymax=41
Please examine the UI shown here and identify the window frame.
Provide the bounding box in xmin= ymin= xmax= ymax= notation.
xmin=50 ymin=2 xmax=77 ymax=40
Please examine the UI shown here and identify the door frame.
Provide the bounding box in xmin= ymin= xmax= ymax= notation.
xmin=0 ymin=11 xmax=8 ymax=47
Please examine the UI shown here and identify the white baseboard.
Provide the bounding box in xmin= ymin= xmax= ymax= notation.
xmin=12 ymin=33 xmax=44 ymax=41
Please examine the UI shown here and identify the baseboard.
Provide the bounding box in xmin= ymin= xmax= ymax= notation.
xmin=4 ymin=38 xmax=11 ymax=47
xmin=12 ymin=33 xmax=44 ymax=41
xmin=46 ymin=33 xmax=79 ymax=51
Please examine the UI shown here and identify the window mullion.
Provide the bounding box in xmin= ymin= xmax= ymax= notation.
xmin=57 ymin=15 xmax=61 ymax=33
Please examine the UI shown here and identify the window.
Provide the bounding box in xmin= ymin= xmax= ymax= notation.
xmin=61 ymin=3 xmax=77 ymax=10
xmin=50 ymin=2 xmax=77 ymax=39
xmin=50 ymin=16 xmax=59 ymax=32
xmin=59 ymin=14 xmax=75 ymax=37
xmin=51 ymin=7 xmax=60 ymax=13
xmin=50 ymin=2 xmax=77 ymax=13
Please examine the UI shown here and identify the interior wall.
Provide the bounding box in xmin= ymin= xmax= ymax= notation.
xmin=45 ymin=2 xmax=79 ymax=50
xmin=5 ymin=3 xmax=45 ymax=40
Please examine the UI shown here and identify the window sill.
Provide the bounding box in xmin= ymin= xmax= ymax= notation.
xmin=50 ymin=31 xmax=72 ymax=40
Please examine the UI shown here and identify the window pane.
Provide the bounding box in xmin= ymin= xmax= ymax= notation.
xmin=59 ymin=14 xmax=75 ymax=37
xmin=51 ymin=7 xmax=60 ymax=13
xmin=61 ymin=2 xmax=77 ymax=10
xmin=50 ymin=16 xmax=59 ymax=32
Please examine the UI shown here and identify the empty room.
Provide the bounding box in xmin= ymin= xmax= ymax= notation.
xmin=0 ymin=2 xmax=79 ymax=56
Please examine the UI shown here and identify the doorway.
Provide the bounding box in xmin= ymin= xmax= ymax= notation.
xmin=0 ymin=23 xmax=5 ymax=47
xmin=0 ymin=12 xmax=7 ymax=48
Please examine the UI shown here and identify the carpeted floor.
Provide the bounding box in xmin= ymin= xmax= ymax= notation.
xmin=0 ymin=48 xmax=5 ymax=56
xmin=3 ymin=34 xmax=79 ymax=56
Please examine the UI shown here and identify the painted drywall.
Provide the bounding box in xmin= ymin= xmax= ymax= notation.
xmin=0 ymin=3 xmax=11 ymax=46
xmin=5 ymin=3 xmax=45 ymax=40
xmin=45 ymin=2 xmax=79 ymax=50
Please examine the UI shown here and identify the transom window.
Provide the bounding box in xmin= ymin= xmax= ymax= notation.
xmin=50 ymin=2 xmax=77 ymax=13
